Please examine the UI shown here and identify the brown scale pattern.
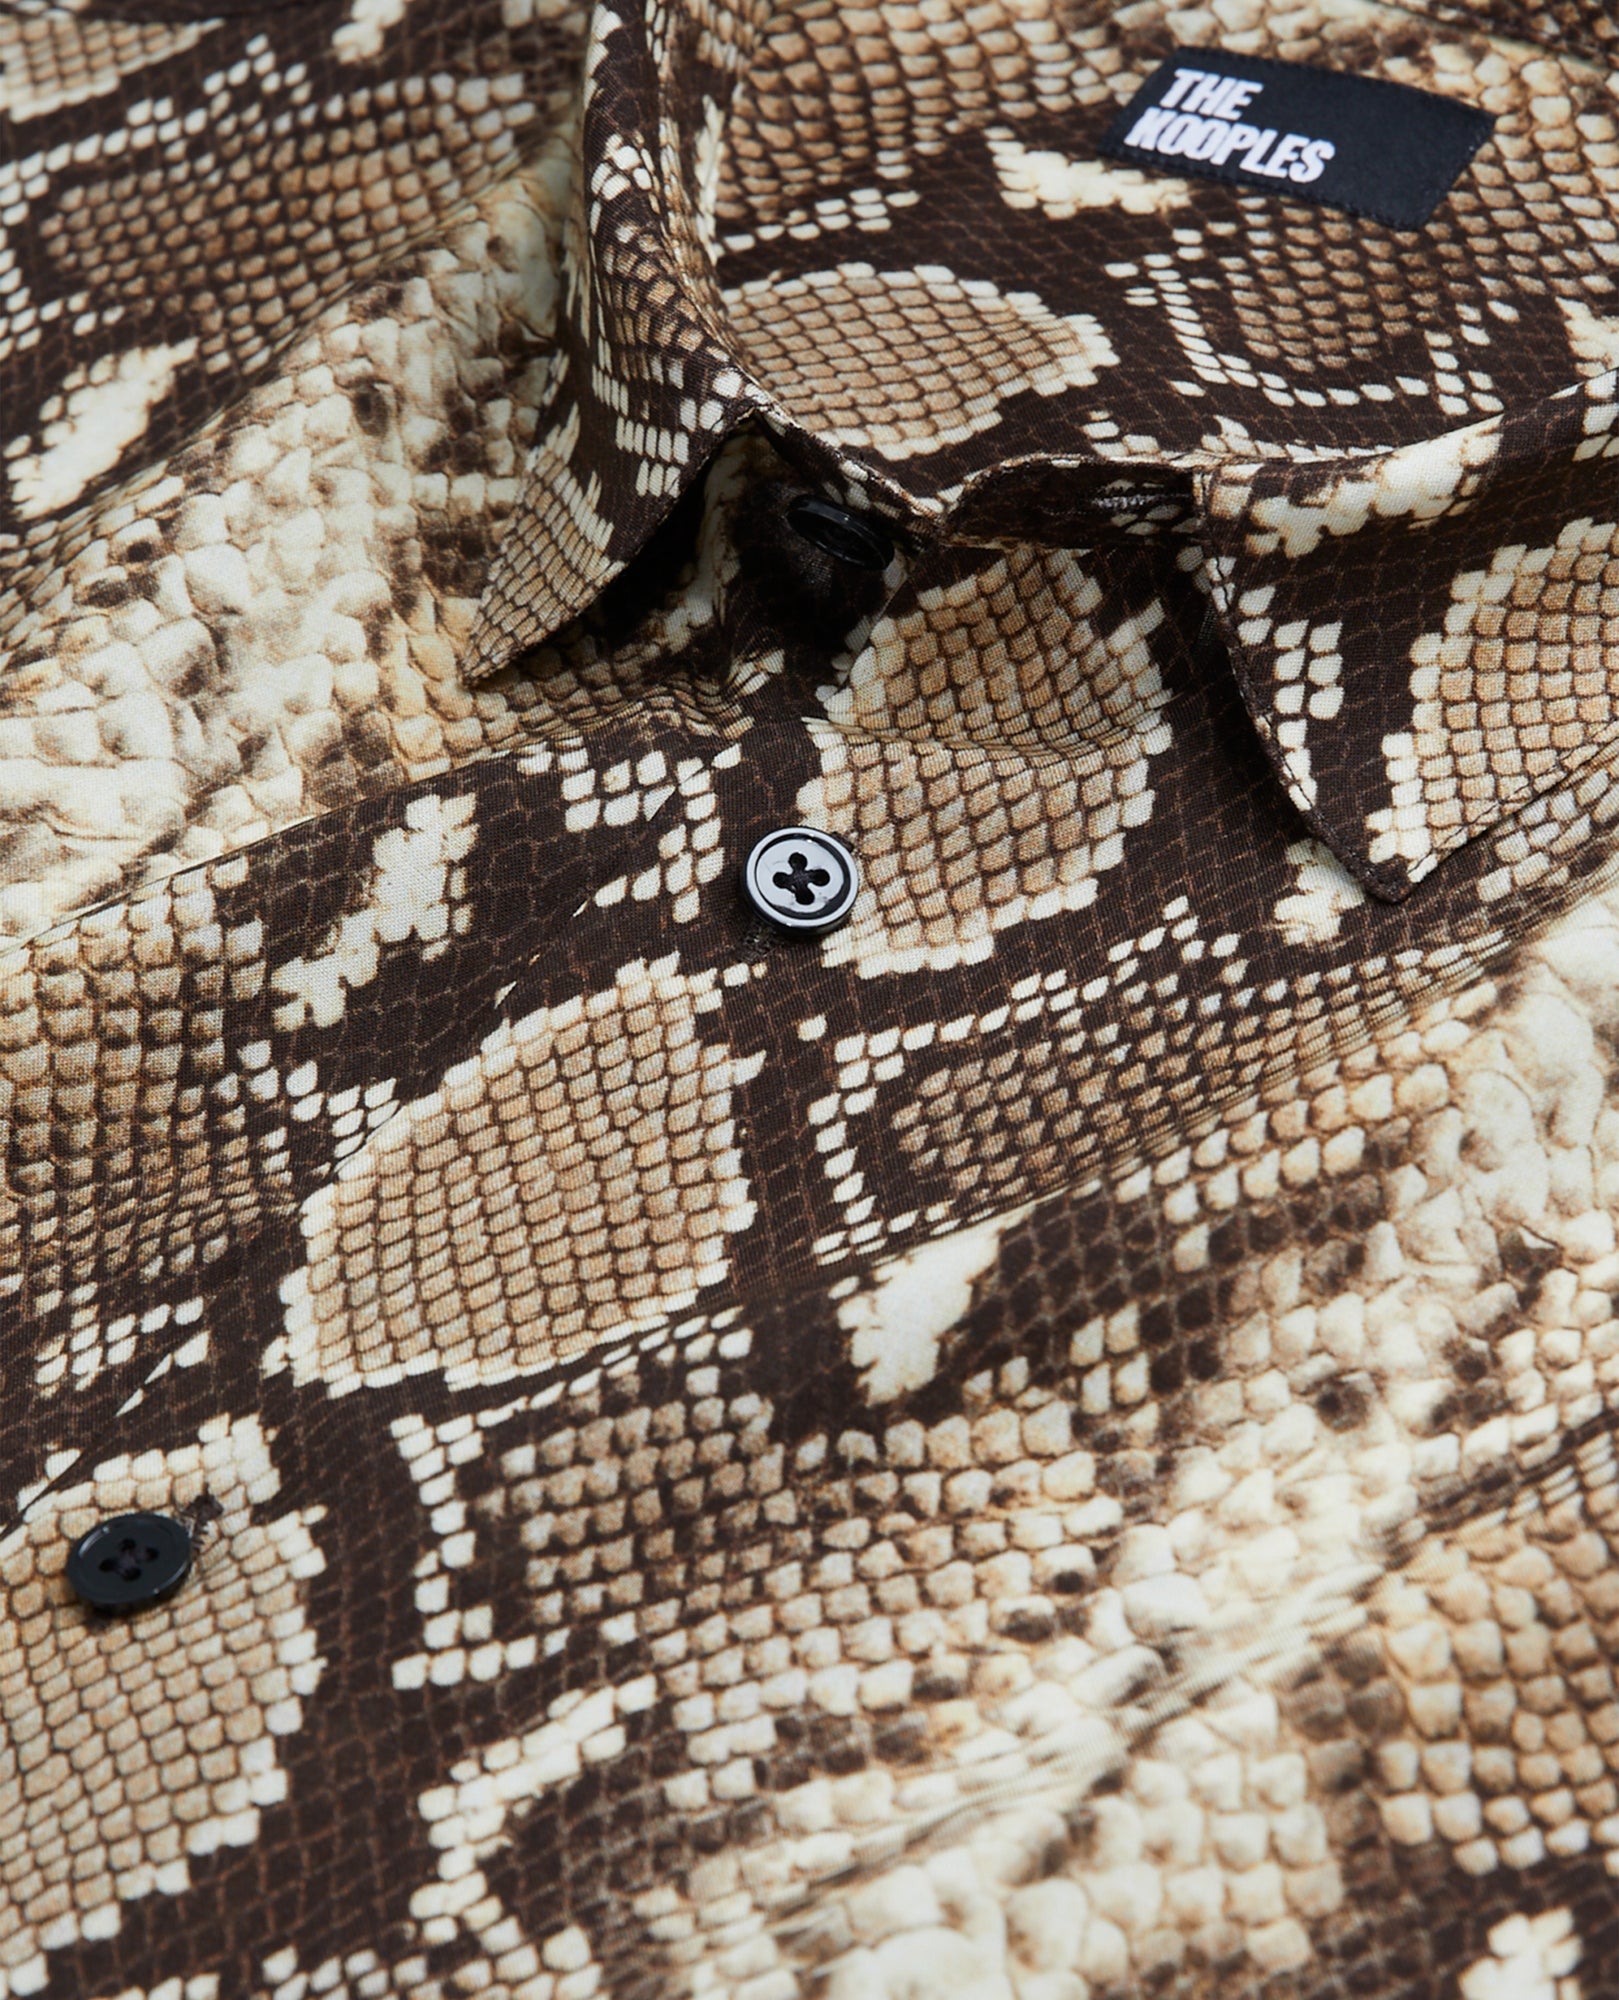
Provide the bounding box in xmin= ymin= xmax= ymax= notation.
xmin=1 ymin=0 xmax=588 ymax=563
xmin=702 ymin=0 xmax=1615 ymax=500
xmin=1208 ymin=208 xmax=1424 ymax=384
xmin=722 ymin=263 xmax=1116 ymax=466
xmin=275 ymin=958 xmax=766 ymax=1395
xmin=0 ymin=1419 xmax=326 ymax=1995
xmin=349 ymin=1011 xmax=1619 ymax=2000
xmin=461 ymin=4 xmax=757 ymax=676
xmin=0 ymin=12 xmax=215 ymax=124
xmin=1366 ymin=1425 xmax=1619 ymax=1879
xmin=1377 ymin=516 xmax=1619 ymax=883
xmin=1204 ymin=372 xmax=1619 ymax=901
xmin=0 ymin=173 xmax=582 ymax=947
xmin=1409 ymin=0 xmax=1619 ymax=66
xmin=4 ymin=3 xmax=1619 ymax=2000
xmin=4 ymin=613 xmax=1619 ymax=1998
xmin=712 ymin=0 xmax=1120 ymax=233
xmin=0 ymin=856 xmax=277 ymax=1327
xmin=830 ymin=544 xmax=1171 ymax=748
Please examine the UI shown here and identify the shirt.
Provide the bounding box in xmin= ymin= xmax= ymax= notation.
xmin=1 ymin=0 xmax=1618 ymax=1995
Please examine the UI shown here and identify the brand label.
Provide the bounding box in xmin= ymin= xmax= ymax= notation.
xmin=1100 ymin=48 xmax=1495 ymax=230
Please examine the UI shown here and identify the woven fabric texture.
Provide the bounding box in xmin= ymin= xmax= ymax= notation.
xmin=2 ymin=2 xmax=1619 ymax=1997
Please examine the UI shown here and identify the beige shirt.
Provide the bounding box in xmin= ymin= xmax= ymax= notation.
xmin=1 ymin=1 xmax=1617 ymax=1995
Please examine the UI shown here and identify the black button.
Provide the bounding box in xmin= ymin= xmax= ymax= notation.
xmin=742 ymin=827 xmax=861 ymax=934
xmin=785 ymin=496 xmax=894 ymax=572
xmin=67 ymin=1512 xmax=192 ymax=1613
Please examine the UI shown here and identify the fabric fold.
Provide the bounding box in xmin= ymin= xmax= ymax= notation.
xmin=462 ymin=2 xmax=754 ymax=679
xmin=1197 ymin=368 xmax=1619 ymax=900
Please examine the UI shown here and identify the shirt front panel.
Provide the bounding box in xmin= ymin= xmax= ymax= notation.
xmin=3 ymin=3 xmax=1619 ymax=1999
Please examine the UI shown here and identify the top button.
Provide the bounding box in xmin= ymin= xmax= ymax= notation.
xmin=742 ymin=827 xmax=861 ymax=934
xmin=67 ymin=1512 xmax=192 ymax=1613
xmin=785 ymin=496 xmax=894 ymax=572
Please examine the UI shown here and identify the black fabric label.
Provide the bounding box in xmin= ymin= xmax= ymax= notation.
xmin=1099 ymin=48 xmax=1495 ymax=230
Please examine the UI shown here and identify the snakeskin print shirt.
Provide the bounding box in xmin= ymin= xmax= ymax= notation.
xmin=2 ymin=1 xmax=1619 ymax=1996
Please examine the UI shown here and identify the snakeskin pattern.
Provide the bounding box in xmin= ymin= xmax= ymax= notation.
xmin=3 ymin=0 xmax=1619 ymax=1997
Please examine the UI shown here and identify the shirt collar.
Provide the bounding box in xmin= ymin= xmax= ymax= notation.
xmin=1198 ymin=370 xmax=1619 ymax=899
xmin=466 ymin=0 xmax=1619 ymax=905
